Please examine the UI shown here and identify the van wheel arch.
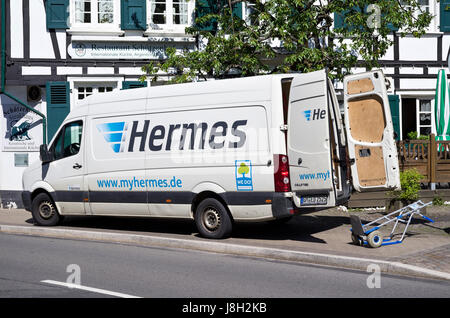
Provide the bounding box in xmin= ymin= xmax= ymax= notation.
xmin=30 ymin=189 xmax=63 ymax=222
xmin=32 ymin=188 xmax=56 ymax=203
xmin=191 ymin=191 xmax=233 ymax=222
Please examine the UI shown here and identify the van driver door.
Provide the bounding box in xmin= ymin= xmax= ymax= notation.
xmin=43 ymin=119 xmax=86 ymax=214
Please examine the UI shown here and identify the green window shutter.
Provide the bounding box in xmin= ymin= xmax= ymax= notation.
xmin=440 ymin=0 xmax=450 ymax=32
xmin=232 ymin=2 xmax=243 ymax=19
xmin=45 ymin=0 xmax=69 ymax=29
xmin=195 ymin=0 xmax=217 ymax=32
xmin=121 ymin=0 xmax=147 ymax=30
xmin=334 ymin=12 xmax=346 ymax=30
xmin=195 ymin=0 xmax=241 ymax=32
xmin=122 ymin=81 xmax=148 ymax=89
xmin=388 ymin=95 xmax=400 ymax=141
xmin=334 ymin=6 xmax=397 ymax=32
xmin=46 ymin=82 xmax=70 ymax=141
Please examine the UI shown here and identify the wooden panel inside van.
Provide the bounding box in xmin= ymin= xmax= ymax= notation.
xmin=355 ymin=145 xmax=386 ymax=187
xmin=348 ymin=95 xmax=386 ymax=143
xmin=347 ymin=78 xmax=374 ymax=95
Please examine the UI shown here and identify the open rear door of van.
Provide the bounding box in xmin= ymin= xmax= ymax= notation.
xmin=343 ymin=70 xmax=401 ymax=192
xmin=287 ymin=70 xmax=337 ymax=208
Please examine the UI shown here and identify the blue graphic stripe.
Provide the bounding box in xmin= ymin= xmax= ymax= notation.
xmin=97 ymin=122 xmax=125 ymax=132
xmin=103 ymin=132 xmax=123 ymax=143
xmin=304 ymin=110 xmax=311 ymax=121
xmin=111 ymin=143 xmax=121 ymax=153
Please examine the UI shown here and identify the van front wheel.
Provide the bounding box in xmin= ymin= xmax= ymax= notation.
xmin=31 ymin=193 xmax=61 ymax=226
xmin=195 ymin=198 xmax=232 ymax=239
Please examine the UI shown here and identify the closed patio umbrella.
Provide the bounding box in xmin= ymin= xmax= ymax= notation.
xmin=435 ymin=68 xmax=450 ymax=141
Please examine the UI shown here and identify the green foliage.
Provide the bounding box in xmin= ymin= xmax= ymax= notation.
xmin=432 ymin=196 xmax=444 ymax=206
xmin=141 ymin=0 xmax=433 ymax=84
xmin=406 ymin=131 xmax=428 ymax=140
xmin=392 ymin=168 xmax=423 ymax=202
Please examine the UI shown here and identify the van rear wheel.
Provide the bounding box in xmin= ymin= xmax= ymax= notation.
xmin=31 ymin=193 xmax=61 ymax=226
xmin=195 ymin=198 xmax=232 ymax=239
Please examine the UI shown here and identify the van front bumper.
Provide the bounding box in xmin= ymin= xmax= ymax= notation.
xmin=21 ymin=191 xmax=32 ymax=212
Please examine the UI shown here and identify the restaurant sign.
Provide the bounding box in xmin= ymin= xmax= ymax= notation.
xmin=68 ymin=41 xmax=194 ymax=60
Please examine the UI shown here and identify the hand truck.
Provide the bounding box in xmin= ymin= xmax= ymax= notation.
xmin=350 ymin=200 xmax=434 ymax=248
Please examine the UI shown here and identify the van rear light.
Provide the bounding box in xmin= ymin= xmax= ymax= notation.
xmin=274 ymin=154 xmax=291 ymax=192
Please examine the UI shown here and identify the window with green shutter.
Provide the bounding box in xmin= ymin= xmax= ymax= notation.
xmin=121 ymin=0 xmax=147 ymax=30
xmin=441 ymin=0 xmax=450 ymax=32
xmin=46 ymin=82 xmax=70 ymax=141
xmin=334 ymin=6 xmax=397 ymax=32
xmin=45 ymin=0 xmax=69 ymax=29
xmin=388 ymin=95 xmax=400 ymax=141
xmin=122 ymin=81 xmax=148 ymax=89
xmin=195 ymin=0 xmax=242 ymax=32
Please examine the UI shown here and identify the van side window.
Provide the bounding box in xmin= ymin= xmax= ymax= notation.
xmin=51 ymin=131 xmax=64 ymax=160
xmin=63 ymin=121 xmax=83 ymax=157
xmin=50 ymin=121 xmax=83 ymax=161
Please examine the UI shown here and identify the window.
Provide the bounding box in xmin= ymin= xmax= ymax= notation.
xmin=400 ymin=0 xmax=437 ymax=32
xmin=75 ymin=0 xmax=114 ymax=23
xmin=148 ymin=0 xmax=192 ymax=32
xmin=50 ymin=121 xmax=83 ymax=161
xmin=70 ymin=0 xmax=120 ymax=32
xmin=173 ymin=0 xmax=189 ymax=25
xmin=418 ymin=99 xmax=432 ymax=136
xmin=63 ymin=122 xmax=83 ymax=157
xmin=75 ymin=83 xmax=117 ymax=102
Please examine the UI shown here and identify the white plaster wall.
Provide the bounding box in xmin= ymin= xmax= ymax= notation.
xmin=29 ymin=0 xmax=55 ymax=58
xmin=443 ymin=35 xmax=450 ymax=63
xmin=10 ymin=0 xmax=24 ymax=58
xmin=399 ymin=67 xmax=424 ymax=75
xmin=56 ymin=30 xmax=67 ymax=59
xmin=400 ymin=78 xmax=437 ymax=90
xmin=399 ymin=37 xmax=437 ymax=61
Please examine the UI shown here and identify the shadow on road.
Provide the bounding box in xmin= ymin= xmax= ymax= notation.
xmin=26 ymin=212 xmax=355 ymax=244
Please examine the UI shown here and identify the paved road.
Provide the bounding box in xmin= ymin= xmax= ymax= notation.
xmin=1 ymin=233 xmax=449 ymax=299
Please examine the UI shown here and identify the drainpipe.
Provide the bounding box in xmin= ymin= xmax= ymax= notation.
xmin=0 ymin=0 xmax=47 ymax=144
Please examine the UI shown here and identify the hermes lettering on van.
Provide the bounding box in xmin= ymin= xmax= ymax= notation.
xmin=97 ymin=120 xmax=248 ymax=153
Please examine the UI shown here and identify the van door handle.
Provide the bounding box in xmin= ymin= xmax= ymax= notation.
xmin=73 ymin=163 xmax=82 ymax=169
xmin=298 ymin=158 xmax=302 ymax=165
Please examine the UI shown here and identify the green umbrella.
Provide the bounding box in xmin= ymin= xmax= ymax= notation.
xmin=435 ymin=69 xmax=450 ymax=141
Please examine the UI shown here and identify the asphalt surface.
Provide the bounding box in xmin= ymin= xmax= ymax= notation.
xmin=2 ymin=207 xmax=450 ymax=278
xmin=1 ymin=233 xmax=449 ymax=298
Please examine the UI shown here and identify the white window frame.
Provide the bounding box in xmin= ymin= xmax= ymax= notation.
xmin=68 ymin=77 xmax=124 ymax=108
xmin=69 ymin=0 xmax=123 ymax=35
xmin=145 ymin=0 xmax=195 ymax=35
xmin=416 ymin=97 xmax=434 ymax=137
xmin=399 ymin=0 xmax=439 ymax=33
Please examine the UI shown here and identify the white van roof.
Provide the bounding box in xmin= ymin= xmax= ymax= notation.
xmin=66 ymin=74 xmax=296 ymax=121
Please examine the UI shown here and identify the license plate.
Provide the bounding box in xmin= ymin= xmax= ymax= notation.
xmin=300 ymin=195 xmax=328 ymax=206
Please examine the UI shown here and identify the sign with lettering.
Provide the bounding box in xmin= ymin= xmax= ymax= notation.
xmin=67 ymin=41 xmax=195 ymax=59
xmin=1 ymin=104 xmax=43 ymax=152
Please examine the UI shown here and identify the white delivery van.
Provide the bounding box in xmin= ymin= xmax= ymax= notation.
xmin=22 ymin=69 xmax=400 ymax=239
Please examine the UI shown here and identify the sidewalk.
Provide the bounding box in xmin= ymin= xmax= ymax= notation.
xmin=0 ymin=206 xmax=449 ymax=280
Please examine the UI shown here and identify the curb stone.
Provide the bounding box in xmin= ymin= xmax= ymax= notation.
xmin=1 ymin=224 xmax=449 ymax=282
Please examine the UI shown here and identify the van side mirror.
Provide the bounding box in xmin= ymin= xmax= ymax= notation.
xmin=40 ymin=144 xmax=53 ymax=163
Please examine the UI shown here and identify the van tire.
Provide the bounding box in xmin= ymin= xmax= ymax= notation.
xmin=194 ymin=198 xmax=232 ymax=239
xmin=31 ymin=193 xmax=61 ymax=226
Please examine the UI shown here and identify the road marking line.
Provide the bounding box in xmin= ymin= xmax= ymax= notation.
xmin=40 ymin=280 xmax=142 ymax=298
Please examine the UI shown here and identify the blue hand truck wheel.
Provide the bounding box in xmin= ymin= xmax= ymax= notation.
xmin=367 ymin=231 xmax=383 ymax=248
